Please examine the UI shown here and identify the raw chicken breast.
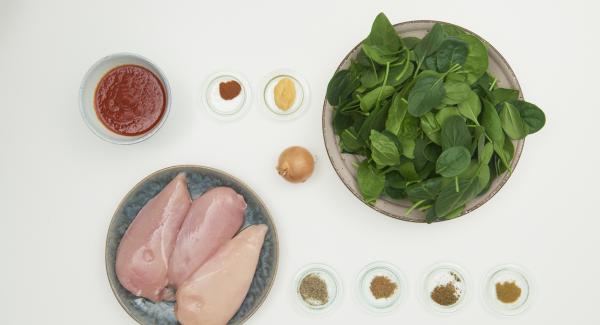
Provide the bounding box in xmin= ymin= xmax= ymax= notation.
xmin=167 ymin=187 xmax=246 ymax=288
xmin=115 ymin=173 xmax=191 ymax=302
xmin=175 ymin=224 xmax=268 ymax=325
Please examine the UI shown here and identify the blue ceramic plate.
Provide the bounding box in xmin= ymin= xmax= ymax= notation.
xmin=105 ymin=165 xmax=279 ymax=325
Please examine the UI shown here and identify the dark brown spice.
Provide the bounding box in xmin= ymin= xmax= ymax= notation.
xmin=219 ymin=80 xmax=242 ymax=100
xmin=430 ymin=282 xmax=459 ymax=306
xmin=451 ymin=271 xmax=461 ymax=282
xmin=369 ymin=276 xmax=397 ymax=299
xmin=299 ymin=273 xmax=328 ymax=306
xmin=495 ymin=281 xmax=522 ymax=303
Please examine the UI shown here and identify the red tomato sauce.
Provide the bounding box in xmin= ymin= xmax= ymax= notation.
xmin=94 ymin=65 xmax=166 ymax=136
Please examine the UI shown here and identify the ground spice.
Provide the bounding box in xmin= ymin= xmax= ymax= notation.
xmin=274 ymin=77 xmax=296 ymax=110
xmin=495 ymin=281 xmax=522 ymax=303
xmin=219 ymin=80 xmax=242 ymax=100
xmin=299 ymin=273 xmax=328 ymax=306
xmin=430 ymin=282 xmax=459 ymax=306
xmin=369 ymin=276 xmax=397 ymax=299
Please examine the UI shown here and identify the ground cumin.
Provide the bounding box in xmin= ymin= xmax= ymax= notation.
xmin=369 ymin=276 xmax=397 ymax=299
xmin=430 ymin=282 xmax=459 ymax=306
xmin=495 ymin=281 xmax=521 ymax=303
xmin=299 ymin=273 xmax=328 ymax=306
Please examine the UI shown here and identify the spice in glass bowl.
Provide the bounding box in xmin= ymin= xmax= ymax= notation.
xmin=424 ymin=265 xmax=466 ymax=311
xmin=219 ymin=80 xmax=242 ymax=100
xmin=299 ymin=273 xmax=329 ymax=306
xmin=431 ymin=282 xmax=459 ymax=306
xmin=203 ymin=73 xmax=249 ymax=119
xmin=274 ymin=77 xmax=296 ymax=110
xmin=262 ymin=71 xmax=308 ymax=119
xmin=495 ymin=281 xmax=522 ymax=303
xmin=370 ymin=275 xmax=397 ymax=299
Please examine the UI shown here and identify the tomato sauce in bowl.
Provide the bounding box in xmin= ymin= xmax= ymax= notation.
xmin=94 ymin=64 xmax=166 ymax=136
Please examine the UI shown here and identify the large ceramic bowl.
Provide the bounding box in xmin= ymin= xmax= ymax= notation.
xmin=105 ymin=165 xmax=278 ymax=324
xmin=323 ymin=20 xmax=524 ymax=223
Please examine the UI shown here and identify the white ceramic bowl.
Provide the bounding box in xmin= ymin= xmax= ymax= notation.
xmin=79 ymin=53 xmax=171 ymax=144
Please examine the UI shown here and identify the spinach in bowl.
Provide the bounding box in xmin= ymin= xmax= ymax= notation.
xmin=326 ymin=13 xmax=546 ymax=223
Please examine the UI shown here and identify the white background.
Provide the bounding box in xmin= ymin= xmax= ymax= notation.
xmin=1 ymin=0 xmax=598 ymax=324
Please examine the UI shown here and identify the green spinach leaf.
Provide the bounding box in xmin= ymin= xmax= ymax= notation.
xmin=436 ymin=146 xmax=471 ymax=177
xmin=443 ymin=81 xmax=471 ymax=105
xmin=508 ymin=100 xmax=546 ymax=134
xmin=364 ymin=12 xmax=403 ymax=54
xmin=407 ymin=177 xmax=445 ymax=200
xmin=435 ymin=106 xmax=461 ymax=125
xmin=420 ymin=112 xmax=442 ymax=144
xmin=436 ymin=38 xmax=468 ymax=72
xmin=492 ymin=88 xmax=519 ymax=104
xmin=370 ymin=130 xmax=401 ymax=166
xmin=457 ymin=90 xmax=481 ymax=125
xmin=414 ymin=23 xmax=447 ymax=64
xmin=385 ymin=94 xmax=407 ymax=134
xmin=456 ymin=34 xmax=488 ymax=84
xmin=481 ymin=99 xmax=505 ymax=146
xmin=441 ymin=115 xmax=471 ymax=150
xmin=498 ymin=101 xmax=527 ymax=140
xmin=340 ymin=127 xmax=363 ymax=153
xmin=360 ymin=85 xmax=395 ymax=112
xmin=402 ymin=36 xmax=420 ymax=49
xmin=362 ymin=44 xmax=399 ymax=65
xmin=327 ymin=69 xmax=360 ymax=106
xmin=357 ymin=161 xmax=385 ymax=204
xmin=408 ymin=74 xmax=445 ymax=117
xmin=398 ymin=113 xmax=420 ymax=139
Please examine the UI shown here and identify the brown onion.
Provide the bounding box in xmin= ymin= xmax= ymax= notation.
xmin=276 ymin=146 xmax=315 ymax=183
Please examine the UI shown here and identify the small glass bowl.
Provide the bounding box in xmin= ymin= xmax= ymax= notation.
xmin=79 ymin=52 xmax=171 ymax=144
xmin=262 ymin=70 xmax=309 ymax=120
xmin=201 ymin=71 xmax=251 ymax=121
xmin=356 ymin=262 xmax=406 ymax=314
xmin=421 ymin=262 xmax=470 ymax=314
xmin=293 ymin=263 xmax=342 ymax=314
xmin=482 ymin=264 xmax=533 ymax=316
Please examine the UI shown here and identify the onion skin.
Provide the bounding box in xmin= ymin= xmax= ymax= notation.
xmin=276 ymin=146 xmax=315 ymax=183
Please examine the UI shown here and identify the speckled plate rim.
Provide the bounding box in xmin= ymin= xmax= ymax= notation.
xmin=322 ymin=20 xmax=525 ymax=223
xmin=104 ymin=165 xmax=279 ymax=325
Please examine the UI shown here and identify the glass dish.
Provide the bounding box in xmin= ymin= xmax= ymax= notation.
xmin=201 ymin=71 xmax=251 ymax=121
xmin=482 ymin=264 xmax=533 ymax=316
xmin=356 ymin=261 xmax=406 ymax=313
xmin=421 ymin=262 xmax=470 ymax=314
xmin=262 ymin=70 xmax=309 ymax=120
xmin=293 ymin=263 xmax=342 ymax=314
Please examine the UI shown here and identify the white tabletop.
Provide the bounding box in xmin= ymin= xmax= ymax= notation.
xmin=1 ymin=0 xmax=598 ymax=324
